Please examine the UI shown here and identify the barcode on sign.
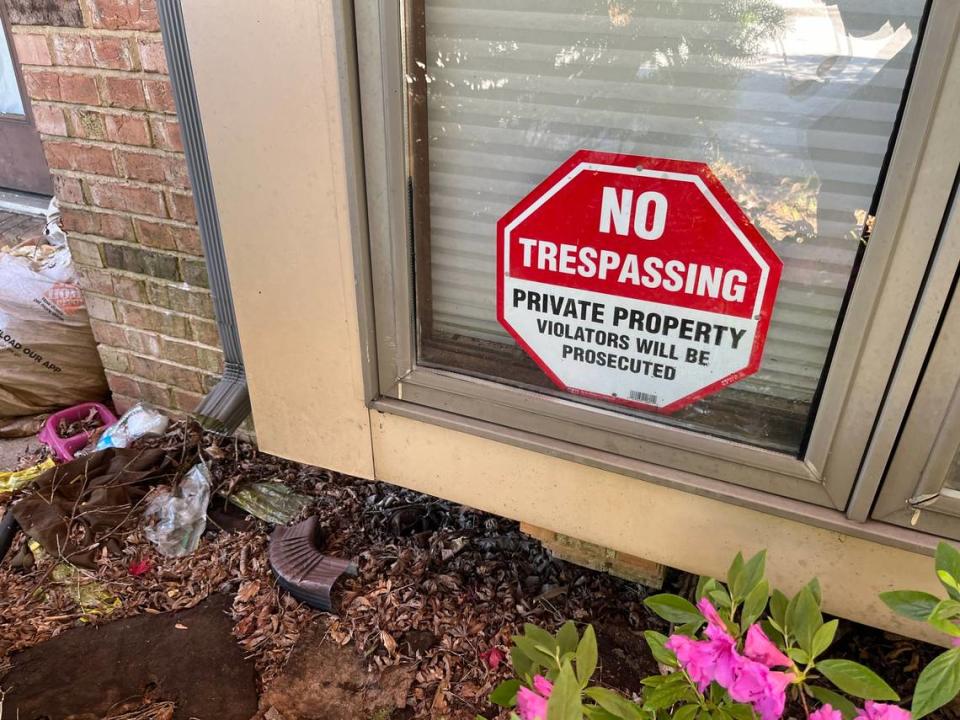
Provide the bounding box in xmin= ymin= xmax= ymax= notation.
xmin=628 ymin=390 xmax=658 ymax=404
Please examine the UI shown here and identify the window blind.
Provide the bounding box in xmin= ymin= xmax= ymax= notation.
xmin=417 ymin=0 xmax=924 ymax=406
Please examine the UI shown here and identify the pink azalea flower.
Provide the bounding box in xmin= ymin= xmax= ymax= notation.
xmin=516 ymin=675 xmax=552 ymax=720
xmin=855 ymin=702 xmax=910 ymax=720
xmin=811 ymin=704 xmax=843 ymax=720
xmin=744 ymin=625 xmax=791 ymax=668
xmin=747 ymin=669 xmax=792 ymax=720
xmin=698 ymin=598 xmax=726 ymax=630
xmin=666 ymin=628 xmax=739 ymax=693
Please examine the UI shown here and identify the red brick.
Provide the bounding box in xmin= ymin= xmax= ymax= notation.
xmin=105 ymin=113 xmax=151 ymax=146
xmin=149 ymin=116 xmax=181 ymax=151
xmin=104 ymin=371 xmax=140 ymax=398
xmin=89 ymin=318 xmax=127 ymax=347
xmin=13 ymin=33 xmax=52 ymax=66
xmin=143 ymin=78 xmax=174 ymax=113
xmin=136 ymin=379 xmax=173 ymax=409
xmin=60 ymin=73 xmax=101 ymax=104
xmin=88 ymin=179 xmax=166 ymax=216
xmin=67 ymin=108 xmax=106 ymax=140
xmin=44 ymin=140 xmax=116 ymax=175
xmin=75 ymin=265 xmax=115 ymax=295
xmin=88 ymin=0 xmax=160 ymax=31
xmin=23 ymin=70 xmax=60 ymax=100
xmin=171 ymin=388 xmax=202 ymax=414
xmin=165 ymin=191 xmax=196 ymax=223
xmin=134 ymin=218 xmax=202 ymax=254
xmin=112 ymin=274 xmax=148 ymax=302
xmin=91 ymin=37 xmax=134 ymax=70
xmin=62 ymin=207 xmax=135 ymax=241
xmin=33 ymin=104 xmax=67 ymax=135
xmin=129 ymin=355 xmax=203 ymax=393
xmin=116 ymin=301 xmax=187 ymax=337
xmin=50 ymin=34 xmax=94 ymax=66
xmin=53 ymin=174 xmax=84 ymax=204
xmin=118 ymin=149 xmax=166 ymax=184
xmin=111 ymin=393 xmax=137 ymax=415
xmin=138 ymin=39 xmax=167 ymax=73
xmin=103 ymin=75 xmax=146 ymax=110
xmin=190 ymin=318 xmax=220 ymax=346
xmin=123 ymin=326 xmax=161 ymax=355
xmin=51 ymin=35 xmax=135 ymax=71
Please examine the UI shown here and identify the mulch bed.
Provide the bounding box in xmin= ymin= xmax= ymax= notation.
xmin=0 ymin=420 xmax=953 ymax=719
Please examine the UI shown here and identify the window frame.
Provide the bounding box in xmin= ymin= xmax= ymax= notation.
xmin=355 ymin=0 xmax=960 ymax=511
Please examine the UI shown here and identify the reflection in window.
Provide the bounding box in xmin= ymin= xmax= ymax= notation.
xmin=404 ymin=0 xmax=924 ymax=451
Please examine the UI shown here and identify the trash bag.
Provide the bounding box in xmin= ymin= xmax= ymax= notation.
xmin=95 ymin=402 xmax=169 ymax=451
xmin=144 ymin=463 xmax=211 ymax=557
xmin=12 ymin=448 xmax=174 ymax=567
xmin=0 ymin=199 xmax=107 ymax=417
xmin=0 ymin=457 xmax=55 ymax=493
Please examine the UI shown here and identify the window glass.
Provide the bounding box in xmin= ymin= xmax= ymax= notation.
xmin=403 ymin=0 xmax=926 ymax=452
xmin=0 ymin=25 xmax=25 ymax=116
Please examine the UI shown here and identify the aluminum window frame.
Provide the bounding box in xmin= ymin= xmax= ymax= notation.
xmin=355 ymin=0 xmax=960 ymax=512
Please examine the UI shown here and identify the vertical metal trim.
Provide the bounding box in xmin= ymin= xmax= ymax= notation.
xmin=333 ymin=0 xmax=380 ymax=404
xmin=156 ymin=0 xmax=250 ymax=432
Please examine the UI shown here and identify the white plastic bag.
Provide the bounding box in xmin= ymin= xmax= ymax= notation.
xmin=143 ymin=463 xmax=211 ymax=557
xmin=0 ymin=199 xmax=107 ymax=417
xmin=96 ymin=403 xmax=169 ymax=450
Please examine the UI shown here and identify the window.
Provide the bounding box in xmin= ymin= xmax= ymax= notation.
xmin=357 ymin=0 xmax=960 ymax=509
xmin=403 ymin=0 xmax=924 ymax=453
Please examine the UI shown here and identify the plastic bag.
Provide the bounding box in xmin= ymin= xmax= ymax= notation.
xmin=0 ymin=199 xmax=107 ymax=417
xmin=0 ymin=457 xmax=56 ymax=493
xmin=143 ymin=463 xmax=211 ymax=557
xmin=96 ymin=403 xmax=169 ymax=451
xmin=226 ymin=481 xmax=312 ymax=524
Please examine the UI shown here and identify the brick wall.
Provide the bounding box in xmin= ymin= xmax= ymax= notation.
xmin=8 ymin=0 xmax=224 ymax=416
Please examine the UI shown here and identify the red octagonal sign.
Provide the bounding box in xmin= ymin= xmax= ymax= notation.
xmin=497 ymin=150 xmax=783 ymax=413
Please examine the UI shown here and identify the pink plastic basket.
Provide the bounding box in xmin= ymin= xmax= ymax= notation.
xmin=38 ymin=402 xmax=118 ymax=462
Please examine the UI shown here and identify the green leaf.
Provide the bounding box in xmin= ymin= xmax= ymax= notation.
xmin=584 ymin=707 xmax=622 ymax=720
xmin=557 ymin=620 xmax=580 ymax=657
xmin=807 ymin=686 xmax=859 ymax=720
xmin=770 ymin=590 xmax=789 ymax=627
xmin=676 ymin=619 xmax=706 ymax=637
xmin=807 ymin=578 xmax=823 ymax=606
xmin=643 ymin=630 xmax=678 ymax=668
xmin=733 ymin=550 xmax=767 ymax=601
xmin=928 ymin=599 xmax=960 ymax=637
xmin=879 ymin=590 xmax=940 ymax=622
xmin=788 ymin=647 xmax=810 ymax=665
xmin=709 ymin=588 xmax=732 ymax=610
xmin=513 ymin=636 xmax=556 ymax=671
xmin=936 ymin=543 xmax=960 ymax=601
xmin=547 ymin=661 xmax=583 ymax=720
xmin=811 ymin=619 xmax=839 ymax=660
xmin=509 ymin=644 xmax=535 ymax=680
xmin=911 ymin=647 xmax=960 ymax=719
xmin=817 ymin=659 xmax=899 ymax=701
xmin=644 ymin=594 xmax=703 ymax=625
xmin=490 ymin=679 xmax=521 ymax=707
xmin=741 ymin=580 xmax=769 ymax=629
xmin=789 ymin=587 xmax=823 ymax=654
xmin=576 ymin=625 xmax=599 ymax=688
xmin=584 ymin=687 xmax=645 ymax=720
xmin=524 ymin=624 xmax=559 ymax=655
xmin=674 ymin=704 xmax=700 ymax=720
xmin=643 ymin=673 xmax=694 ymax=711
xmin=722 ymin=704 xmax=756 ymax=720
xmin=727 ymin=552 xmax=745 ymax=595
xmin=696 ymin=576 xmax=716 ymax=601
xmin=762 ymin=619 xmax=784 ymax=643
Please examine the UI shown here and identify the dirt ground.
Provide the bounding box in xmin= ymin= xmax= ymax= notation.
xmin=0 ymin=421 xmax=953 ymax=719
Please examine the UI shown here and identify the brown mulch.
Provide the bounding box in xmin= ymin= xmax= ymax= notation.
xmin=0 ymin=419 xmax=953 ymax=719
